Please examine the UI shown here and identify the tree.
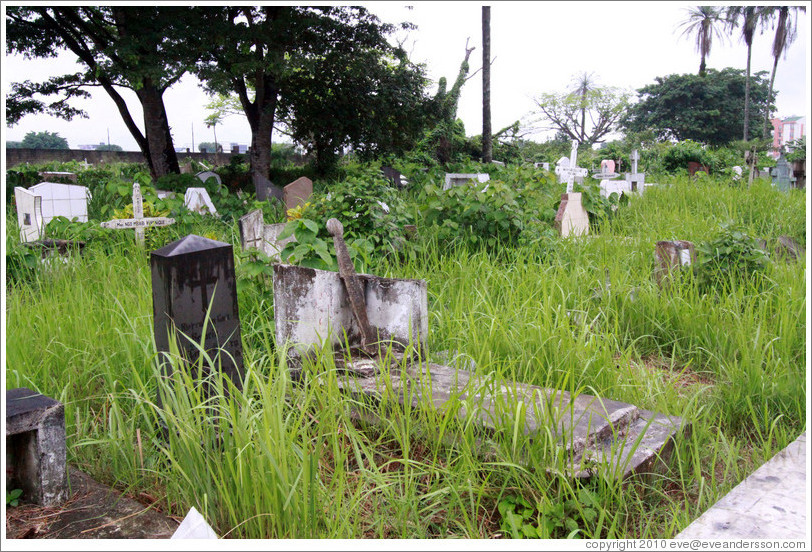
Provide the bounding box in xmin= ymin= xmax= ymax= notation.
xmin=725 ymin=7 xmax=773 ymax=141
xmin=6 ymin=7 xmax=204 ymax=179
xmin=622 ymin=68 xmax=773 ymax=146
xmin=529 ymin=74 xmax=631 ymax=147
xmin=6 ymin=141 xmax=24 ymax=149
xmin=481 ymin=6 xmax=492 ymax=163
xmin=196 ymin=6 xmax=432 ymax=178
xmin=21 ymin=131 xmax=69 ymax=149
xmin=762 ymin=6 xmax=807 ymax=137
xmin=95 ymin=143 xmax=123 ymax=151
xmin=198 ymin=142 xmax=222 ymax=153
xmin=677 ymin=6 xmax=727 ymax=76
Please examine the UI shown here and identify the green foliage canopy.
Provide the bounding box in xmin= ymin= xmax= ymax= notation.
xmin=21 ymin=130 xmax=69 ymax=149
xmin=622 ymin=68 xmax=773 ymax=146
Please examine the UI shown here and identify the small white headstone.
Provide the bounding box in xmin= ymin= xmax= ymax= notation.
xmin=184 ymin=187 xmax=218 ymax=215
xmin=14 ymin=187 xmax=44 ymax=242
xmin=732 ymin=166 xmax=743 ymax=181
xmin=600 ymin=179 xmax=631 ymax=199
xmin=100 ymin=182 xmax=174 ymax=245
xmin=27 ymin=182 xmax=91 ymax=224
xmin=442 ymin=173 xmax=490 ymax=191
xmin=554 ymin=140 xmax=588 ymax=193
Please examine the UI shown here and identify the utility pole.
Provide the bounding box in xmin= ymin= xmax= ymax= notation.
xmin=191 ymin=123 xmax=195 ymax=152
xmin=482 ymin=6 xmax=492 ymax=163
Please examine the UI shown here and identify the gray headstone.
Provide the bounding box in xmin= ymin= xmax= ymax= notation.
xmin=283 ymin=177 xmax=313 ymax=210
xmin=255 ymin=175 xmax=282 ymax=202
xmin=238 ymin=209 xmax=265 ymax=251
xmin=381 ymin=166 xmax=407 ymax=188
xmin=772 ymin=157 xmax=792 ymax=191
xmin=150 ymin=235 xmax=244 ymax=395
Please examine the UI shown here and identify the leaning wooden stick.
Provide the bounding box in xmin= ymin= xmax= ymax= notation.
xmin=326 ymin=218 xmax=376 ymax=355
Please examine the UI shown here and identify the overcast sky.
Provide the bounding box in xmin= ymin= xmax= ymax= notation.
xmin=3 ymin=2 xmax=810 ymax=151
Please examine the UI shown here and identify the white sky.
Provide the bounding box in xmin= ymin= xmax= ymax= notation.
xmin=2 ymin=2 xmax=810 ymax=151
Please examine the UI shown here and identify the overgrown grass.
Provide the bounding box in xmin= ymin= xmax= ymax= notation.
xmin=4 ymin=176 xmax=806 ymax=538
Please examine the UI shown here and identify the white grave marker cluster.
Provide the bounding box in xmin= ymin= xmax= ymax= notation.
xmin=553 ymin=140 xmax=590 ymax=237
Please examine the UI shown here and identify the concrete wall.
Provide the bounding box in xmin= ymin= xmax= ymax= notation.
xmin=5 ymin=148 xmax=242 ymax=168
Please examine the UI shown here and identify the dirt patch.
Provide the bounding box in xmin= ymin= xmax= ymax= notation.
xmin=631 ymin=355 xmax=714 ymax=396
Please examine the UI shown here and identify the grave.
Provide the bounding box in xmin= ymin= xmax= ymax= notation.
xmin=442 ymin=173 xmax=490 ymax=191
xmin=184 ymin=187 xmax=218 ymax=215
xmin=255 ymin=175 xmax=283 ymax=202
xmin=554 ymin=140 xmax=590 ymax=237
xmin=38 ymin=171 xmax=78 ymax=183
xmin=653 ymin=240 xmax=696 ymax=287
xmin=624 ymin=149 xmax=646 ymax=192
xmin=731 ymin=165 xmax=743 ymax=182
xmin=491 ymin=160 xmax=505 ymax=166
xmin=771 ymin=157 xmax=793 ymax=191
xmin=195 ymin=170 xmax=222 ymax=189
xmin=273 ymin=223 xmax=684 ymax=479
xmin=100 ymin=182 xmax=174 ymax=245
xmin=14 ymin=187 xmax=44 ymax=242
xmin=599 ymin=179 xmax=631 ymax=199
xmin=381 ymin=166 xmax=409 ymax=188
xmin=238 ymin=208 xmax=294 ymax=261
xmin=534 ymin=162 xmax=550 ymax=170
xmin=150 ymin=235 xmax=244 ymax=396
xmin=774 ymin=235 xmax=805 ymax=262
xmin=6 ymin=387 xmax=67 ymax=506
xmin=283 ymin=176 xmax=313 ymax=211
xmin=27 ymin=182 xmax=91 ymax=224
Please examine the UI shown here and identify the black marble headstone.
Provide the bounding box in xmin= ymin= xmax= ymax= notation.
xmin=255 ymin=175 xmax=283 ymax=202
xmin=150 ymin=235 xmax=244 ymax=393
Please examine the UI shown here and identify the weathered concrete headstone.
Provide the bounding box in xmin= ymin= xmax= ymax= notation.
xmin=283 ymin=177 xmax=313 ymax=211
xmin=255 ymin=175 xmax=283 ymax=202
xmin=38 ymin=171 xmax=78 ymax=183
xmin=14 ymin=187 xmax=44 ymax=243
xmin=237 ymin=209 xmax=294 ymax=261
xmin=6 ymin=387 xmax=67 ymax=506
xmin=554 ymin=192 xmax=590 ymax=237
xmin=774 ymin=235 xmax=805 ymax=262
xmin=273 ymin=264 xmax=428 ymax=367
xmin=195 ymin=171 xmax=222 ymax=189
xmin=654 ymin=240 xmax=696 ymax=287
xmin=27 ymin=182 xmax=91 ymax=224
xmin=381 ymin=166 xmax=408 ymax=188
xmin=151 ymin=235 xmax=244 ymax=393
xmin=731 ymin=166 xmax=743 ymax=182
xmin=772 ymin=157 xmax=792 ymax=191
xmin=624 ymin=149 xmax=645 ymax=191
xmin=184 ymin=187 xmax=218 ymax=215
xmin=442 ymin=173 xmax=490 ymax=191
xmin=600 ymin=179 xmax=631 ymax=199
xmin=100 ymin=182 xmax=174 ymax=245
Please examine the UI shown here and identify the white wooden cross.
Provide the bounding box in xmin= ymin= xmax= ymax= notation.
xmin=100 ymin=182 xmax=174 ymax=245
xmin=554 ymin=140 xmax=588 ymax=193
xmin=630 ymin=149 xmax=640 ymax=174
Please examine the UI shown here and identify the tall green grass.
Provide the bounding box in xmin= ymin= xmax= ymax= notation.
xmin=5 ymin=176 xmax=806 ymax=538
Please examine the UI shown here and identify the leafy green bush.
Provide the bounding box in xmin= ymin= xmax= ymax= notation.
xmin=695 ymin=222 xmax=772 ymax=292
xmin=785 ymin=136 xmax=806 ymax=163
xmin=498 ymin=489 xmax=600 ymax=539
xmin=661 ymin=140 xmax=713 ymax=173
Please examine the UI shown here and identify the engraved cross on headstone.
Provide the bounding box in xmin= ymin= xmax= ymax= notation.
xmin=100 ymin=182 xmax=175 ymax=245
xmin=554 ymin=140 xmax=588 ymax=193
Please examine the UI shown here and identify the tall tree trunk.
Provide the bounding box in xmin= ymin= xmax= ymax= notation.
xmin=136 ymin=84 xmax=180 ymax=180
xmin=743 ymin=44 xmax=752 ymax=141
xmin=699 ymin=54 xmax=706 ymax=76
xmin=764 ymin=55 xmax=780 ymax=139
xmin=481 ymin=6 xmax=492 ymax=163
xmin=248 ymin=106 xmax=275 ymax=187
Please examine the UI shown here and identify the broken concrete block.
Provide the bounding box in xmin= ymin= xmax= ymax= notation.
xmin=6 ymin=388 xmax=67 ymax=506
xmin=654 ymin=240 xmax=696 ymax=287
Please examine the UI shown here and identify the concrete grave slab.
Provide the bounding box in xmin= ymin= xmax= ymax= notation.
xmin=195 ymin=170 xmax=222 ymax=188
xmin=38 ymin=171 xmax=78 ymax=183
xmin=6 ymin=388 xmax=67 ymax=506
xmin=654 ymin=240 xmax=696 ymax=287
xmin=28 ymin=182 xmax=91 ymax=224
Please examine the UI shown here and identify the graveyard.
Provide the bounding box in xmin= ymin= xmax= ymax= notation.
xmin=5 ymin=151 xmax=806 ymax=539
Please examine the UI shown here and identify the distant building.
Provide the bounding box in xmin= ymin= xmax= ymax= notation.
xmin=77 ymin=144 xmax=97 ymax=150
xmin=770 ymin=116 xmax=806 ymax=158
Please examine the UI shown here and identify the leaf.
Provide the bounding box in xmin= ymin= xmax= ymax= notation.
xmin=277 ymin=221 xmax=298 ymax=241
xmin=301 ymin=218 xmax=319 ymax=234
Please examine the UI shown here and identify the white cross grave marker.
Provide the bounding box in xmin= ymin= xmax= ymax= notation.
xmin=630 ymin=149 xmax=640 ymax=174
xmin=100 ymin=182 xmax=174 ymax=245
xmin=554 ymin=140 xmax=588 ymax=193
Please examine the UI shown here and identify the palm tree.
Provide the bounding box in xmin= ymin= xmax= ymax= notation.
xmin=677 ymin=6 xmax=726 ymax=76
xmin=725 ymin=6 xmax=770 ymax=141
xmin=762 ymin=6 xmax=807 ymax=138
xmin=482 ymin=6 xmax=492 ymax=163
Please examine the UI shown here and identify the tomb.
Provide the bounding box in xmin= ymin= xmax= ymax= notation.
xmin=273 ymin=219 xmax=684 ymax=479
xmin=442 ymin=173 xmax=490 ymax=191
xmin=27 ymin=181 xmax=91 ymax=224
xmin=238 ymin=209 xmax=295 ymax=262
xmin=654 ymin=240 xmax=696 ymax=287
xmin=6 ymin=387 xmax=67 ymax=506
xmin=283 ymin=176 xmax=313 ymax=211
xmin=184 ymin=187 xmax=218 ymax=215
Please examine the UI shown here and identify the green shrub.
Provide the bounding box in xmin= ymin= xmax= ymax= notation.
xmin=661 ymin=140 xmax=714 ymax=173
xmin=695 ymin=222 xmax=772 ymax=292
